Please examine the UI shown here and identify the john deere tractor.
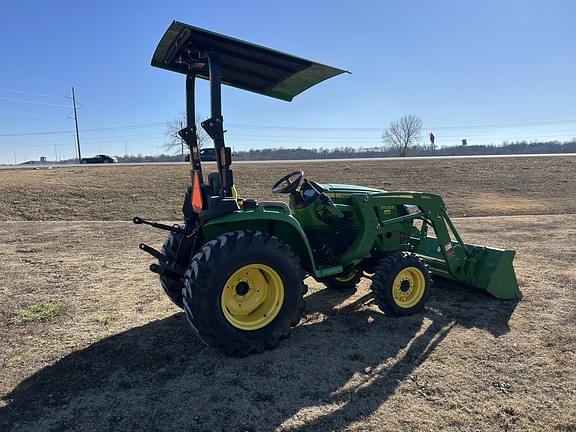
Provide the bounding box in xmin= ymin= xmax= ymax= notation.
xmin=135 ymin=22 xmax=520 ymax=357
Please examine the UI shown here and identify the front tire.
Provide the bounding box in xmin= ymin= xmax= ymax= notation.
xmin=182 ymin=230 xmax=307 ymax=357
xmin=371 ymin=252 xmax=431 ymax=316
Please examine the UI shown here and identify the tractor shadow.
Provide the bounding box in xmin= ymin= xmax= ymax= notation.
xmin=1 ymin=281 xmax=517 ymax=432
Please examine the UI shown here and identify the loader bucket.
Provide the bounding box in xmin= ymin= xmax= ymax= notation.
xmin=416 ymin=240 xmax=521 ymax=300
xmin=466 ymin=247 xmax=521 ymax=300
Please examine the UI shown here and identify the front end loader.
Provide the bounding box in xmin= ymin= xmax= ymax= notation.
xmin=135 ymin=22 xmax=520 ymax=357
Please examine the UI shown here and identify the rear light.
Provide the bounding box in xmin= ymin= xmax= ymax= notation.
xmin=191 ymin=171 xmax=203 ymax=212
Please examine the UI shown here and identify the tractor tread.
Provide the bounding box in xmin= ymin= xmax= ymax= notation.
xmin=159 ymin=224 xmax=187 ymax=308
xmin=182 ymin=230 xmax=307 ymax=357
xmin=370 ymin=252 xmax=432 ymax=316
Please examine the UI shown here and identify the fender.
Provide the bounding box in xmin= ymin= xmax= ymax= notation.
xmin=201 ymin=208 xmax=318 ymax=275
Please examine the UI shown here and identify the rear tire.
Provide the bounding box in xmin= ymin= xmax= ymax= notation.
xmin=371 ymin=252 xmax=431 ymax=316
xmin=182 ymin=230 xmax=307 ymax=357
xmin=322 ymin=267 xmax=362 ymax=290
xmin=159 ymin=225 xmax=187 ymax=308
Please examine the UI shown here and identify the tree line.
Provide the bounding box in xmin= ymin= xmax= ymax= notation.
xmin=161 ymin=113 xmax=575 ymax=161
xmin=25 ymin=114 xmax=573 ymax=165
xmin=231 ymin=140 xmax=576 ymax=161
xmin=39 ymin=138 xmax=574 ymax=165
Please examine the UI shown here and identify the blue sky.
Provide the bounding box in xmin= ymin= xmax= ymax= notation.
xmin=1 ymin=0 xmax=575 ymax=163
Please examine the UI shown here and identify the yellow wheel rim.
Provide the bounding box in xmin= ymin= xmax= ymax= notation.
xmin=221 ymin=264 xmax=284 ymax=331
xmin=392 ymin=266 xmax=426 ymax=308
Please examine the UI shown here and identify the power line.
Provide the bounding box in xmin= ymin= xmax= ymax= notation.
xmin=79 ymin=133 xmax=165 ymax=143
xmin=227 ymin=119 xmax=576 ymax=131
xmin=78 ymin=122 xmax=167 ymax=133
xmin=0 ymin=96 xmax=69 ymax=108
xmin=0 ymin=142 xmax=75 ymax=148
xmin=0 ymin=111 xmax=66 ymax=119
xmin=0 ymin=88 xmax=60 ymax=99
xmin=7 ymin=127 xmax=569 ymax=145
xmin=227 ymin=124 xmax=384 ymax=131
xmin=4 ymin=130 xmax=572 ymax=149
xmin=4 ymin=131 xmax=164 ymax=145
xmin=2 ymin=118 xmax=576 ymax=141
xmin=60 ymin=136 xmax=163 ymax=146
xmin=0 ymin=129 xmax=72 ymax=137
xmin=429 ymin=119 xmax=576 ymax=130
xmin=228 ymin=128 xmax=576 ymax=140
xmin=0 ymin=121 xmax=166 ymax=137
xmin=228 ymin=131 xmax=576 ymax=142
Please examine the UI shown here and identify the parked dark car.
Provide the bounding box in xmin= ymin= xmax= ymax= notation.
xmin=185 ymin=148 xmax=217 ymax=162
xmin=80 ymin=154 xmax=117 ymax=164
xmin=200 ymin=148 xmax=217 ymax=161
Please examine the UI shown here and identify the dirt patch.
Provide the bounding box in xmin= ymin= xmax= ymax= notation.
xmin=1 ymin=216 xmax=575 ymax=431
xmin=0 ymin=156 xmax=574 ymax=221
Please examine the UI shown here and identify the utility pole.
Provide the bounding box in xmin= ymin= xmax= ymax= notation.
xmin=71 ymin=87 xmax=82 ymax=162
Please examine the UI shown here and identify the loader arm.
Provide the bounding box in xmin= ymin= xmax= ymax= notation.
xmin=338 ymin=191 xmax=521 ymax=300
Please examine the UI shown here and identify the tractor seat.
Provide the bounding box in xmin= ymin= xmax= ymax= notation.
xmin=207 ymin=172 xmax=289 ymax=213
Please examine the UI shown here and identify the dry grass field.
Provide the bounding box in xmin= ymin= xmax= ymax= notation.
xmin=1 ymin=157 xmax=575 ymax=431
xmin=0 ymin=157 xmax=574 ymax=221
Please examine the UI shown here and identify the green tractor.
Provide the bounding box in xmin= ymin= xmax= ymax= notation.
xmin=135 ymin=22 xmax=521 ymax=357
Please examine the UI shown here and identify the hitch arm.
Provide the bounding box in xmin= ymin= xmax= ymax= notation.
xmin=149 ymin=263 xmax=181 ymax=282
xmin=139 ymin=243 xmax=170 ymax=264
xmin=133 ymin=217 xmax=186 ymax=234
xmin=139 ymin=243 xmax=186 ymax=274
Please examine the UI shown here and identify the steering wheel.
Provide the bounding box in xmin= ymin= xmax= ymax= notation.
xmin=272 ymin=171 xmax=304 ymax=194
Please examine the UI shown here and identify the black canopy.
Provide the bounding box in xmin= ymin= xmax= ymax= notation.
xmin=151 ymin=21 xmax=349 ymax=101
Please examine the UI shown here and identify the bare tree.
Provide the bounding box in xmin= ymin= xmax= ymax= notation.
xmin=165 ymin=113 xmax=210 ymax=158
xmin=382 ymin=115 xmax=423 ymax=157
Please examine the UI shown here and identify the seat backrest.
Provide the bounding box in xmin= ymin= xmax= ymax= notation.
xmin=207 ymin=171 xmax=221 ymax=196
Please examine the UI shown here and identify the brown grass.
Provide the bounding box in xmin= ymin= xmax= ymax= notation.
xmin=0 ymin=156 xmax=574 ymax=221
xmin=0 ymin=157 xmax=575 ymax=431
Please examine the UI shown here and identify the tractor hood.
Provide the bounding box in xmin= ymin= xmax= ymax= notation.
xmin=152 ymin=21 xmax=349 ymax=101
xmin=319 ymin=183 xmax=384 ymax=194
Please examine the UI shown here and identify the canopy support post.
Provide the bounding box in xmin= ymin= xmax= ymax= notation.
xmin=178 ymin=73 xmax=204 ymax=182
xmin=201 ymin=53 xmax=234 ymax=198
